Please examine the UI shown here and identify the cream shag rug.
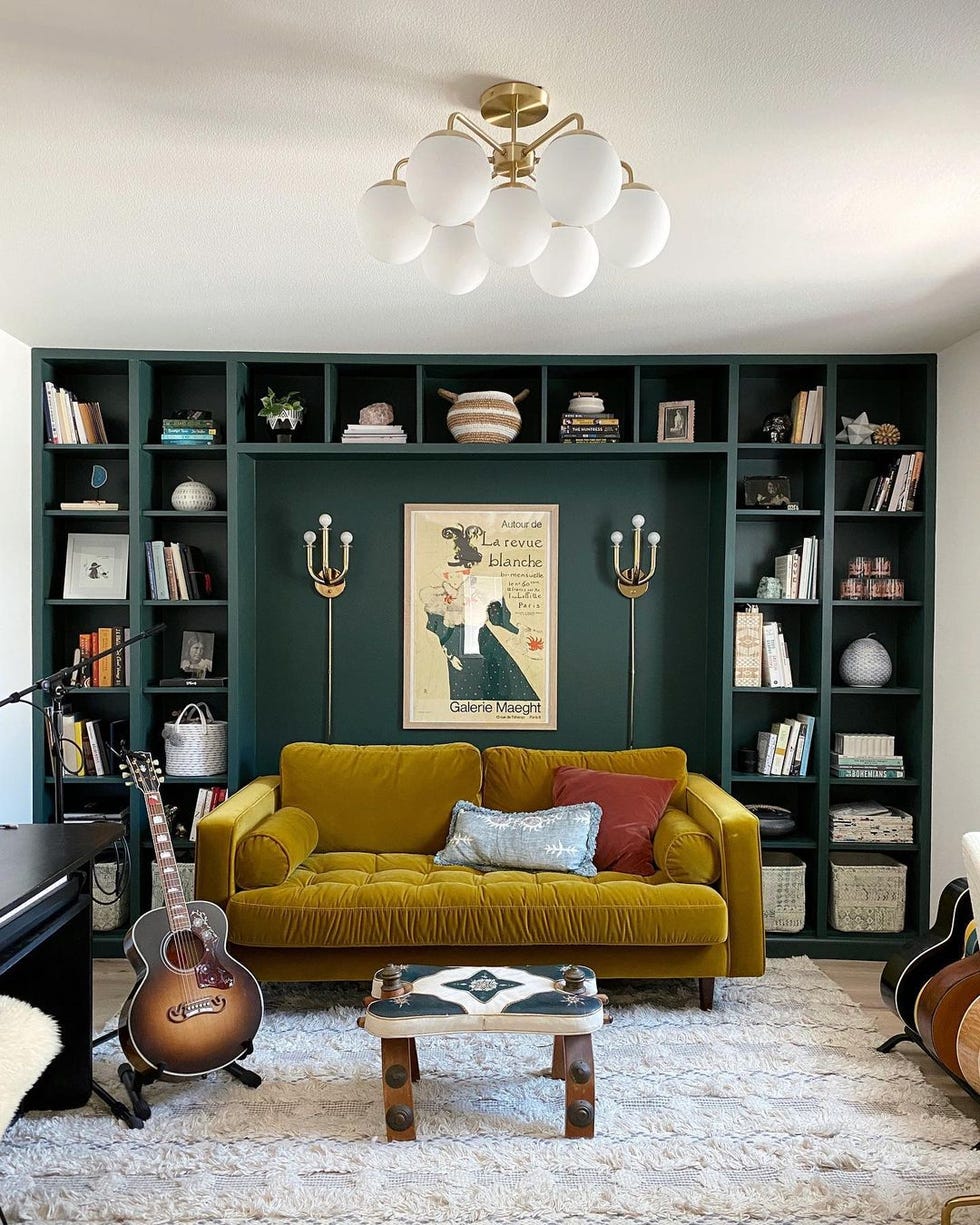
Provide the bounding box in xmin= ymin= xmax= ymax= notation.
xmin=4 ymin=957 xmax=979 ymax=1223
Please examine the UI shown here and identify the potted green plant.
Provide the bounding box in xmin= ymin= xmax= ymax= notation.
xmin=259 ymin=388 xmax=305 ymax=442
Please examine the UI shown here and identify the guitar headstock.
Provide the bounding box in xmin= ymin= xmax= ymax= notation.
xmin=120 ymin=748 xmax=164 ymax=796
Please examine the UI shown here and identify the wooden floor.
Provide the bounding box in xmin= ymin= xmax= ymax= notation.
xmin=92 ymin=957 xmax=980 ymax=1126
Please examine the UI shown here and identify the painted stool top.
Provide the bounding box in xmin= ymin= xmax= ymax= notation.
xmin=362 ymin=963 xmax=604 ymax=1038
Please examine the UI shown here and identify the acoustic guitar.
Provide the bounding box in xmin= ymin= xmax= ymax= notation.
xmin=119 ymin=748 xmax=263 ymax=1078
xmin=879 ymin=877 xmax=972 ymax=1031
xmin=914 ymin=952 xmax=980 ymax=1079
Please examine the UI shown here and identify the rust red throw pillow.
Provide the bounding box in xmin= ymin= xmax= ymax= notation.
xmin=552 ymin=766 xmax=675 ymax=876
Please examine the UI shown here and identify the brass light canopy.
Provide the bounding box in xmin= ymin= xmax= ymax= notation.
xmin=479 ymin=80 xmax=550 ymax=129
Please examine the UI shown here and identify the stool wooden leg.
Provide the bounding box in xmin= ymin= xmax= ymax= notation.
xmin=380 ymin=1037 xmax=416 ymax=1141
xmin=551 ymin=1035 xmax=565 ymax=1079
xmin=562 ymin=1033 xmax=595 ymax=1139
xmin=698 ymin=977 xmax=715 ymax=1011
xmin=409 ymin=1036 xmax=420 ymax=1083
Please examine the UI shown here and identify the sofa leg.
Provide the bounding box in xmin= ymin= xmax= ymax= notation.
xmin=698 ymin=978 xmax=715 ymax=1011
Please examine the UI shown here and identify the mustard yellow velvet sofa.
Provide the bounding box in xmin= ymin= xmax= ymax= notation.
xmin=195 ymin=743 xmax=764 ymax=998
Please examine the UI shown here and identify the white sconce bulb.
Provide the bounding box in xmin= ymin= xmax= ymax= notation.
xmin=319 ymin=513 xmax=332 ymax=527
xmin=340 ymin=532 xmax=353 ymax=545
xmin=631 ymin=514 xmax=645 ymax=528
xmin=303 ymin=531 xmax=316 ymax=545
xmin=610 ymin=531 xmax=623 ymax=545
xmin=648 ymin=532 xmax=660 ymax=545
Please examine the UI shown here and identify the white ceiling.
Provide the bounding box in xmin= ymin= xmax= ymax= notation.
xmin=1 ymin=0 xmax=978 ymax=355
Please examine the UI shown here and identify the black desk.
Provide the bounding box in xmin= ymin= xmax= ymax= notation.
xmin=0 ymin=823 xmax=122 ymax=1109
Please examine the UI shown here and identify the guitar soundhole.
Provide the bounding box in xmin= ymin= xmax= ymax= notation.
xmin=163 ymin=931 xmax=206 ymax=971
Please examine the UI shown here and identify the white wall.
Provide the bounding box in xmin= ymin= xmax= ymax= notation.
xmin=0 ymin=330 xmax=33 ymax=820
xmin=932 ymin=327 xmax=980 ymax=904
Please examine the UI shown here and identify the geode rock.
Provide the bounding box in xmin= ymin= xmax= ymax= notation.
xmin=359 ymin=401 xmax=394 ymax=426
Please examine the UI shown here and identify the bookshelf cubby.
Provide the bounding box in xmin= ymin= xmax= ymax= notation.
xmin=32 ymin=351 xmax=935 ymax=958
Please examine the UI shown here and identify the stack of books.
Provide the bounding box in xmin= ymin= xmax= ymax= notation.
xmin=161 ymin=414 xmax=219 ymax=446
xmin=831 ymin=732 xmax=905 ymax=778
xmin=774 ymin=537 xmax=820 ymax=599
xmin=787 ymin=386 xmax=824 ymax=444
xmin=761 ymin=622 xmax=794 ymax=687
xmin=829 ymin=799 xmax=913 ymax=843
xmin=560 ymin=413 xmax=620 ymax=444
xmin=755 ymin=715 xmax=816 ymax=776
xmin=59 ymin=713 xmax=128 ymax=777
xmin=861 ymin=452 xmax=924 ymax=512
xmin=341 ymin=424 xmax=407 ymax=444
xmin=145 ymin=541 xmax=212 ymax=600
xmin=189 ymin=786 xmax=228 ymax=837
xmin=70 ymin=627 xmax=131 ymax=687
xmin=44 ymin=381 xmax=108 ymax=444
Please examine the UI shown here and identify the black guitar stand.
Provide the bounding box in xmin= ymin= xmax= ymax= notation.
xmin=91 ymin=1031 xmax=262 ymax=1128
xmin=878 ymin=1027 xmax=980 ymax=1149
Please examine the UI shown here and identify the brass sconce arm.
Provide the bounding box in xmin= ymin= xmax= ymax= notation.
xmin=609 ymin=514 xmax=661 ymax=749
xmin=302 ymin=512 xmax=354 ymax=742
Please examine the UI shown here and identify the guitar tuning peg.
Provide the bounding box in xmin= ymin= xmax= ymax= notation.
xmin=152 ymin=759 xmax=160 ymax=766
xmin=123 ymin=780 xmax=132 ymax=787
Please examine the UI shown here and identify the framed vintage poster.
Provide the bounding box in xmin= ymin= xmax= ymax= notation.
xmin=63 ymin=532 xmax=129 ymax=599
xmin=404 ymin=504 xmax=558 ymax=730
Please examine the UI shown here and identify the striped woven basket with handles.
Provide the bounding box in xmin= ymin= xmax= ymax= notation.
xmin=161 ymin=701 xmax=228 ymax=777
xmin=439 ymin=387 xmax=528 ymax=444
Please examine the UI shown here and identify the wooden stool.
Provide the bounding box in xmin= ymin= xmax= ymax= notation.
xmin=359 ymin=963 xmax=608 ymax=1141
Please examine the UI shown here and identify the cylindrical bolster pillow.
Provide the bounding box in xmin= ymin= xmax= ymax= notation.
xmin=653 ymin=809 xmax=722 ymax=885
xmin=235 ymin=807 xmax=318 ymax=889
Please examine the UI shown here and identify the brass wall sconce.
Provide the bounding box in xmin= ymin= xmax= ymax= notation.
xmin=610 ymin=515 xmax=661 ymax=749
xmin=303 ymin=513 xmax=353 ymax=743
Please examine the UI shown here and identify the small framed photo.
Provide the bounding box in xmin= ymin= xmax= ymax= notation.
xmin=63 ymin=533 xmax=129 ymax=599
xmin=657 ymin=399 xmax=695 ymax=443
xmin=743 ymin=476 xmax=793 ymax=508
xmin=180 ymin=630 xmax=215 ymax=677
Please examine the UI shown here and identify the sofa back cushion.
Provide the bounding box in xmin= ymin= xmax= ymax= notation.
xmin=482 ymin=746 xmax=688 ymax=814
xmin=280 ymin=742 xmax=483 ymax=854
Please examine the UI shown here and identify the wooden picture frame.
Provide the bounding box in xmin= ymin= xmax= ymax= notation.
xmin=657 ymin=399 xmax=696 ymax=443
xmin=403 ymin=504 xmax=558 ymax=730
xmin=63 ymin=532 xmax=129 ymax=599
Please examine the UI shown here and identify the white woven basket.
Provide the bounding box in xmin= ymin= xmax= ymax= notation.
xmin=162 ymin=702 xmax=227 ymax=777
xmin=829 ymin=852 xmax=906 ymax=933
xmin=761 ymin=852 xmax=806 ymax=933
xmin=150 ymin=861 xmax=196 ymax=910
xmin=92 ymin=861 xmax=129 ymax=931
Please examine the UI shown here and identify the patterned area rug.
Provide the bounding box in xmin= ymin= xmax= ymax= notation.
xmin=5 ymin=957 xmax=979 ymax=1223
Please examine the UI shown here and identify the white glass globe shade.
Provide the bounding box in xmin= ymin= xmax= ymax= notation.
xmin=610 ymin=531 xmax=623 ymax=544
xmin=303 ymin=531 xmax=316 ymax=545
xmin=405 ymin=130 xmax=492 ymax=226
xmin=529 ymin=225 xmax=599 ymax=298
xmin=474 ymin=183 xmax=552 ymax=267
xmin=535 ymin=130 xmax=622 ymax=225
xmin=648 ymin=531 xmax=661 ymax=545
xmin=319 ymin=513 xmax=332 ymax=527
xmin=594 ymin=183 xmax=671 ymax=268
xmin=355 ymin=181 xmax=431 ymax=264
xmin=631 ymin=514 xmax=645 ymax=528
xmin=340 ymin=531 xmax=353 ymax=545
xmin=421 ymin=224 xmax=489 ymax=295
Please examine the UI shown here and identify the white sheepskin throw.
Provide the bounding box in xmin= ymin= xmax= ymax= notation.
xmin=0 ymin=994 xmax=61 ymax=1128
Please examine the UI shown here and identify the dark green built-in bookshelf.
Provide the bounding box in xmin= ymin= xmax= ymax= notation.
xmin=31 ymin=351 xmax=936 ymax=960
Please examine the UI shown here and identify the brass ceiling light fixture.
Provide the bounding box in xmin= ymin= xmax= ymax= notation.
xmin=356 ymin=80 xmax=670 ymax=297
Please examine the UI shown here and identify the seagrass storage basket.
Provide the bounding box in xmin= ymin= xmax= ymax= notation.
xmin=761 ymin=851 xmax=806 ymax=933
xmin=92 ymin=860 xmax=129 ymax=931
xmin=151 ymin=861 xmax=196 ymax=910
xmin=829 ymin=852 xmax=906 ymax=932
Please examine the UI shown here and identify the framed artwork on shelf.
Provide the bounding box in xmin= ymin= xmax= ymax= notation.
xmin=657 ymin=399 xmax=695 ymax=443
xmin=62 ymin=533 xmax=129 ymax=599
xmin=403 ymin=503 xmax=558 ymax=731
xmin=180 ymin=630 xmax=215 ymax=678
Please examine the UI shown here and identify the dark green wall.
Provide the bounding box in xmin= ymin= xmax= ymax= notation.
xmin=251 ymin=455 xmax=717 ymax=773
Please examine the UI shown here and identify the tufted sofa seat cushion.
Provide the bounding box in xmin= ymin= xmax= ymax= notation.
xmin=225 ymin=852 xmax=729 ymax=949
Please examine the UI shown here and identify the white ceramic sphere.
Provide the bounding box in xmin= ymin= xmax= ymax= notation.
xmin=594 ymin=183 xmax=671 ymax=268
xmin=529 ymin=225 xmax=599 ymax=297
xmin=535 ymin=130 xmax=622 ymax=225
xmin=474 ymin=183 xmax=552 ymax=267
xmin=355 ymin=181 xmax=432 ymax=264
xmin=405 ymin=130 xmax=492 ymax=226
xmin=171 ymin=478 xmax=216 ymax=512
xmin=421 ymin=224 xmax=489 ymax=295
xmin=839 ymin=636 xmax=893 ymax=687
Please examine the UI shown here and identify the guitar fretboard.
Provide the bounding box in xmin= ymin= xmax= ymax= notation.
xmin=144 ymin=790 xmax=190 ymax=933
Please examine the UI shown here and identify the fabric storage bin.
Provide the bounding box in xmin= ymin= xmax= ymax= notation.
xmin=829 ymin=852 xmax=906 ymax=932
xmin=93 ymin=860 xmax=129 ymax=931
xmin=762 ymin=852 xmax=806 ymax=933
xmin=151 ymin=861 xmax=196 ymax=910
